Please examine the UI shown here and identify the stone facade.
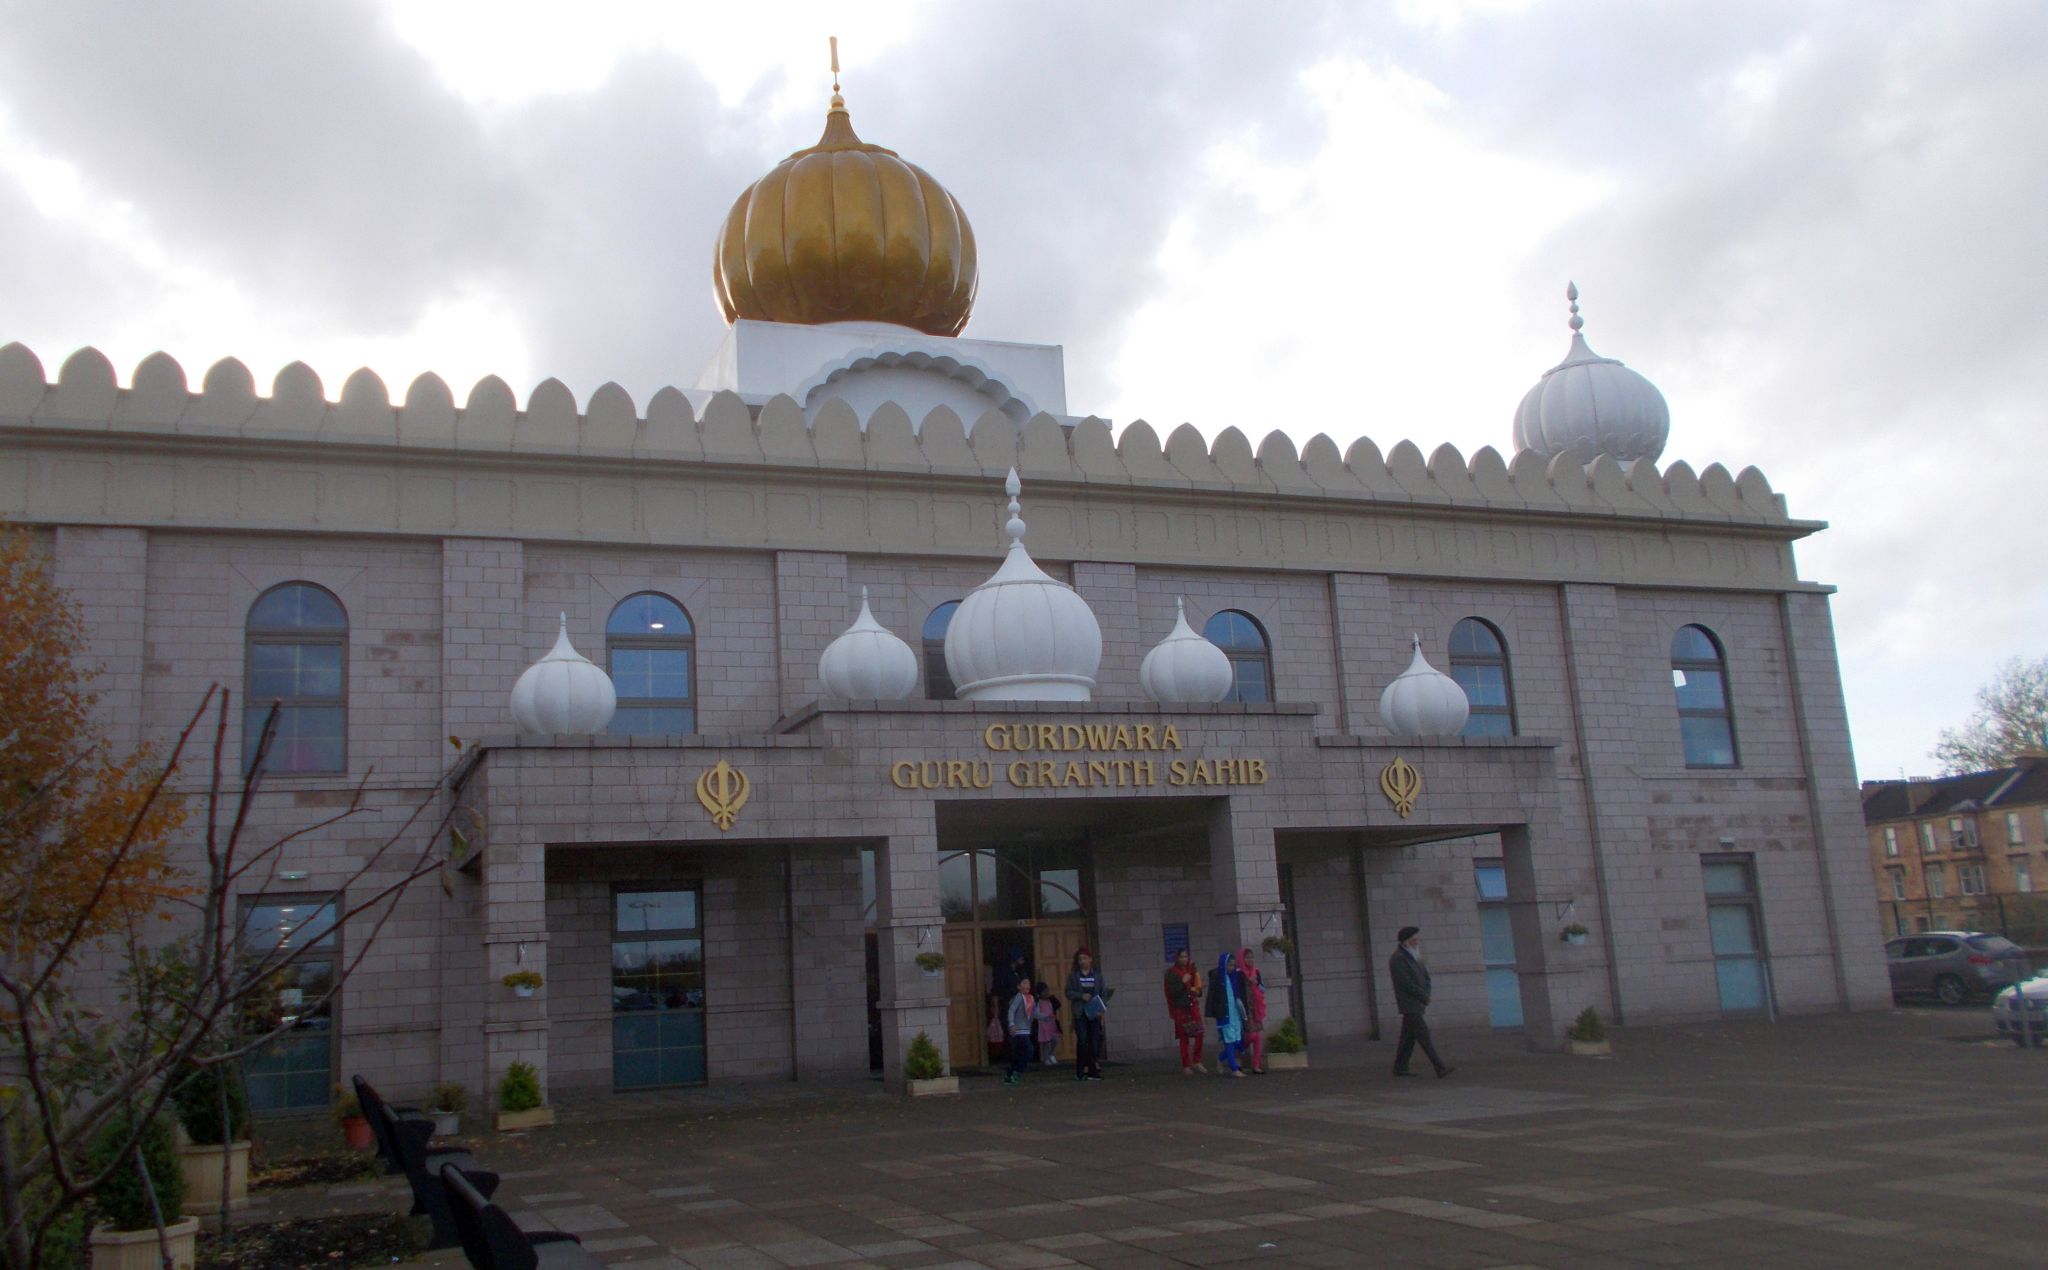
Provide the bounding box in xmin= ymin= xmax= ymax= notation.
xmin=1 ymin=341 xmax=1890 ymax=1111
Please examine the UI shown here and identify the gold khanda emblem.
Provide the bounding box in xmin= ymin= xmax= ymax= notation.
xmin=1379 ymin=757 xmax=1422 ymax=819
xmin=695 ymin=760 xmax=751 ymax=831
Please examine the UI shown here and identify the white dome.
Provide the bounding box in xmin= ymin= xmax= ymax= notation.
xmin=818 ymin=587 xmax=920 ymax=700
xmin=1139 ymin=598 xmax=1233 ymax=704
xmin=510 ymin=614 xmax=617 ymax=736
xmin=1512 ymin=283 xmax=1669 ymax=464
xmin=944 ymin=469 xmax=1103 ymax=702
xmin=1379 ymin=635 xmax=1470 ymax=738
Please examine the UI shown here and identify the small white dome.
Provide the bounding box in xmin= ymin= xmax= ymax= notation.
xmin=1379 ymin=634 xmax=1470 ymax=738
xmin=944 ymin=469 xmax=1103 ymax=702
xmin=1512 ymin=283 xmax=1669 ymax=465
xmin=1139 ymin=598 xmax=1233 ymax=704
xmin=818 ymin=587 xmax=920 ymax=700
xmin=510 ymin=614 xmax=617 ymax=735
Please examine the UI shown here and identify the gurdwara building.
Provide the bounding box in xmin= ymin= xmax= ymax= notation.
xmin=0 ymin=85 xmax=1888 ymax=1109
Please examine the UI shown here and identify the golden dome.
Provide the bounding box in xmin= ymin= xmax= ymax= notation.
xmin=712 ymin=96 xmax=977 ymax=337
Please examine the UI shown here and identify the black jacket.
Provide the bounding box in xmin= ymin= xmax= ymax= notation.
xmin=1389 ymin=948 xmax=1431 ymax=1015
xmin=1205 ymin=968 xmax=1247 ymax=1021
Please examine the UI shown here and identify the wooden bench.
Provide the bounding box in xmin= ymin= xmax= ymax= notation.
xmin=352 ymin=1075 xmax=433 ymax=1178
xmin=369 ymin=1094 xmax=499 ymax=1249
xmin=442 ymin=1163 xmax=602 ymax=1270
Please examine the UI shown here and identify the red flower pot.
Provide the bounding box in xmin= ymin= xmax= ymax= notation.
xmin=341 ymin=1115 xmax=373 ymax=1151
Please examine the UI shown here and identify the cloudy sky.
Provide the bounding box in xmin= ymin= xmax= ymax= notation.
xmin=1 ymin=1 xmax=2040 ymax=779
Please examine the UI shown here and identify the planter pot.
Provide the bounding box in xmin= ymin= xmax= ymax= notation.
xmin=1565 ymin=1038 xmax=1611 ymax=1056
xmin=919 ymin=966 xmax=942 ymax=980
xmin=1562 ymin=932 xmax=1588 ymax=947
xmin=495 ymin=1106 xmax=555 ymax=1132
xmin=1264 ymin=1051 xmax=1308 ymax=1071
xmin=432 ymin=1110 xmax=461 ymax=1137
xmin=904 ymin=1075 xmax=959 ymax=1097
xmin=90 ymin=1216 xmax=199 ymax=1270
xmin=175 ymin=1139 xmax=250 ymax=1216
xmin=340 ymin=1114 xmax=373 ymax=1151
xmin=512 ymin=984 xmax=536 ymax=999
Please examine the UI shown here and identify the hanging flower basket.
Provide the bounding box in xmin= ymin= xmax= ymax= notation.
xmin=914 ymin=952 xmax=947 ymax=978
xmin=1560 ymin=923 xmax=1589 ymax=947
xmin=503 ymin=970 xmax=544 ymax=998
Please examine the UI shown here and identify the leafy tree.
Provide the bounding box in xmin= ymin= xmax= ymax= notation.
xmin=1933 ymin=655 xmax=2048 ymax=775
xmin=0 ymin=527 xmax=189 ymax=966
xmin=0 ymin=521 xmax=468 ymax=1267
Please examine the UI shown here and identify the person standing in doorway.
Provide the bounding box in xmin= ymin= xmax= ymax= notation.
xmin=1389 ymin=926 xmax=1454 ymax=1078
xmin=1033 ymin=981 xmax=1062 ymax=1065
xmin=1206 ymin=951 xmax=1247 ymax=1077
xmin=1066 ymin=948 xmax=1108 ymax=1081
xmin=1237 ymin=946 xmax=1268 ymax=1074
xmin=1004 ymin=976 xmax=1036 ymax=1085
xmin=1164 ymin=947 xmax=1207 ymax=1074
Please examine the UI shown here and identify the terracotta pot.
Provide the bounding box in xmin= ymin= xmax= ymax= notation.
xmin=175 ymin=1139 xmax=250 ymax=1215
xmin=341 ymin=1114 xmax=373 ymax=1150
xmin=90 ymin=1216 xmax=199 ymax=1270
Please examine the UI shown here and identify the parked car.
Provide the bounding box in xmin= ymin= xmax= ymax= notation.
xmin=1884 ymin=932 xmax=2032 ymax=1005
xmin=1993 ymin=975 xmax=2048 ymax=1046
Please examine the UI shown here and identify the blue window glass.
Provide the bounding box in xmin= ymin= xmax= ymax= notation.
xmin=1449 ymin=619 xmax=1516 ymax=737
xmin=1671 ymin=625 xmax=1737 ymax=768
xmin=607 ymin=593 xmax=695 ymax=735
xmin=923 ymin=601 xmax=960 ymax=699
xmin=1202 ymin=610 xmax=1272 ymax=704
xmin=238 ymin=897 xmax=339 ymax=1113
xmin=612 ymin=887 xmax=706 ymax=1088
xmin=244 ymin=583 xmax=347 ymax=774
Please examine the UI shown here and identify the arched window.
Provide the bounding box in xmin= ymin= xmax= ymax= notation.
xmin=922 ymin=601 xmax=960 ymax=700
xmin=1202 ymin=609 xmax=1272 ymax=704
xmin=607 ymin=593 xmax=695 ymax=735
xmin=244 ymin=583 xmax=348 ymax=774
xmin=1449 ymin=618 xmax=1516 ymax=737
xmin=1671 ymin=624 xmax=1737 ymax=767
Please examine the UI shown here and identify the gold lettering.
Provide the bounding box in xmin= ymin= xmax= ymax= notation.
xmin=970 ymin=761 xmax=993 ymax=789
xmin=1112 ymin=725 xmax=1132 ymax=749
xmin=1246 ymin=758 xmax=1267 ymax=785
xmin=984 ymin=724 xmax=1010 ymax=752
xmin=1036 ymin=723 xmax=1059 ymax=751
xmin=1111 ymin=759 xmax=1132 ymax=786
xmin=1036 ymin=760 xmax=1057 ymax=786
xmin=1062 ymin=761 xmax=1085 ymax=787
xmin=1009 ymin=759 xmax=1034 ymax=787
xmin=890 ymin=761 xmax=919 ymax=790
xmin=1087 ymin=760 xmax=1110 ymax=786
xmin=1161 ymin=724 xmax=1182 ymax=751
xmin=1135 ymin=759 xmax=1156 ymax=786
xmin=1060 ymin=724 xmax=1084 ymax=751
xmin=1085 ymin=724 xmax=1113 ymax=750
xmin=1168 ymin=759 xmax=1188 ymax=786
xmin=1135 ymin=724 xmax=1156 ymax=749
xmin=944 ymin=760 xmax=969 ymax=788
xmin=919 ymin=761 xmax=941 ymax=788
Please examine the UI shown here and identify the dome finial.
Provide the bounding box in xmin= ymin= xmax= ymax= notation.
xmin=1566 ymin=281 xmax=1583 ymax=333
xmin=1004 ymin=467 xmax=1026 ymax=544
xmin=828 ymin=35 xmax=845 ymax=113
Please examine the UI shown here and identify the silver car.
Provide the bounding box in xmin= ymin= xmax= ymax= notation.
xmin=1884 ymin=931 xmax=2032 ymax=1006
xmin=1993 ymin=975 xmax=2048 ymax=1047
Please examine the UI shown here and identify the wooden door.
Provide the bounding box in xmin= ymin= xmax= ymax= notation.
xmin=1033 ymin=922 xmax=1090 ymax=1062
xmin=943 ymin=927 xmax=985 ymax=1069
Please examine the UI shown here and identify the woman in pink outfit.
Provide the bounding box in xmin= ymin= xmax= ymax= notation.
xmin=1237 ymin=946 xmax=1269 ymax=1074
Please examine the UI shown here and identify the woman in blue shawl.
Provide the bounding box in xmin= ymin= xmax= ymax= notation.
xmin=1204 ymin=951 xmax=1248 ymax=1077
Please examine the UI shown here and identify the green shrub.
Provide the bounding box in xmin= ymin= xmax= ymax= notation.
xmin=1566 ymin=1006 xmax=1607 ymax=1043
xmin=170 ymin=1059 xmax=249 ymax=1145
xmin=498 ymin=1062 xmax=542 ymax=1113
xmin=331 ymin=1085 xmax=362 ymax=1125
xmin=1267 ymin=1015 xmax=1306 ymax=1054
xmin=902 ymin=1032 xmax=945 ymax=1081
xmin=428 ymin=1082 xmax=467 ymax=1114
xmin=1 ymin=1087 xmax=83 ymax=1270
xmin=85 ymin=1110 xmax=184 ymax=1233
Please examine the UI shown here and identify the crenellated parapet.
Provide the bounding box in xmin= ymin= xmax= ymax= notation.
xmin=0 ymin=342 xmax=1797 ymax=527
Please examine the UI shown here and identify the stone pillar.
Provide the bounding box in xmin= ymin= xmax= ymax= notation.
xmin=441 ymin=538 xmax=526 ymax=747
xmin=873 ymin=809 xmax=948 ymax=1084
xmin=52 ymin=526 xmax=147 ymax=752
xmin=774 ymin=551 xmax=850 ymax=717
xmin=1780 ymin=592 xmax=1892 ymax=1009
xmin=1557 ymin=583 xmax=1644 ymax=1023
xmin=789 ymin=846 xmax=868 ymax=1076
xmin=1208 ymin=800 xmax=1284 ymax=984
xmin=1072 ymin=562 xmax=1141 ymax=704
xmin=1500 ymin=824 xmax=1566 ymax=1049
xmin=1329 ymin=573 xmax=1397 ymax=735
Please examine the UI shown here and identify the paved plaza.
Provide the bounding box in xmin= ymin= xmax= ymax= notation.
xmin=361 ymin=1009 xmax=2046 ymax=1269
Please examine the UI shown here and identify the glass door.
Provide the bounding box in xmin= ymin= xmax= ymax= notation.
xmin=239 ymin=896 xmax=340 ymax=1114
xmin=612 ymin=887 xmax=706 ymax=1087
xmin=1703 ymin=859 xmax=1769 ymax=1013
xmin=1475 ymin=862 xmax=1523 ymax=1028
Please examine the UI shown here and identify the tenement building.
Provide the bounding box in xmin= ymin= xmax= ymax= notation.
xmin=0 ymin=86 xmax=1888 ymax=1111
xmin=1862 ymin=756 xmax=2048 ymax=937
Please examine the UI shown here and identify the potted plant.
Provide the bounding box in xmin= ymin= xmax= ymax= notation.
xmin=1264 ymin=1015 xmax=1309 ymax=1070
xmin=86 ymin=1111 xmax=197 ymax=1270
xmin=1260 ymin=935 xmax=1295 ymax=959
xmin=170 ymin=1059 xmax=251 ymax=1218
xmin=427 ymin=1082 xmax=467 ymax=1137
xmin=503 ymin=969 xmax=545 ymax=998
xmin=901 ymin=1031 xmax=957 ymax=1096
xmin=332 ymin=1086 xmax=373 ymax=1151
xmin=1560 ymin=922 xmax=1590 ymax=947
xmin=913 ymin=951 xmax=946 ymax=978
xmin=1564 ymin=1006 xmax=1611 ymax=1056
xmin=495 ymin=1061 xmax=554 ymax=1131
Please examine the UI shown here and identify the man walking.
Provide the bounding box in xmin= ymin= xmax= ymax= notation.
xmin=1388 ymin=925 xmax=1454 ymax=1078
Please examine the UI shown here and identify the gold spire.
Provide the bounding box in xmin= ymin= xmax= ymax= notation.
xmin=829 ymin=35 xmax=844 ymax=113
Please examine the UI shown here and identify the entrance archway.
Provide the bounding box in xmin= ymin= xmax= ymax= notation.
xmin=937 ymin=844 xmax=1091 ymax=1068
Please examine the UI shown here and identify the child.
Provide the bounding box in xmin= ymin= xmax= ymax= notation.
xmin=1004 ymin=977 xmax=1036 ymax=1085
xmin=1033 ymin=981 xmax=1062 ymax=1064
